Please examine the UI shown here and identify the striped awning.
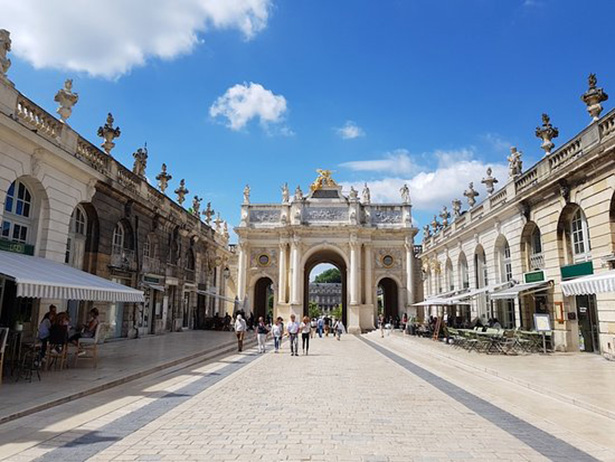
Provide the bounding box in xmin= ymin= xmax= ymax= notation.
xmin=0 ymin=250 xmax=144 ymax=302
xmin=490 ymin=280 xmax=552 ymax=300
xmin=561 ymin=270 xmax=615 ymax=296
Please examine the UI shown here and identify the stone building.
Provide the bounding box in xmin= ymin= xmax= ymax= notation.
xmin=418 ymin=75 xmax=615 ymax=358
xmin=309 ymin=282 xmax=342 ymax=313
xmin=0 ymin=30 xmax=232 ymax=339
xmin=234 ymin=171 xmax=422 ymax=333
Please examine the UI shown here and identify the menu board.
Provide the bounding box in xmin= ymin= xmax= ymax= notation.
xmin=533 ymin=313 xmax=552 ymax=332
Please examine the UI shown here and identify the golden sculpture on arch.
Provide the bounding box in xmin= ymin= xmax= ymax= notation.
xmin=310 ymin=169 xmax=338 ymax=192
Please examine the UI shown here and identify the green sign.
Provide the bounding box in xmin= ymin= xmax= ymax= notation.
xmin=143 ymin=275 xmax=162 ymax=284
xmin=524 ymin=270 xmax=545 ymax=283
xmin=560 ymin=261 xmax=593 ymax=280
xmin=0 ymin=239 xmax=34 ymax=255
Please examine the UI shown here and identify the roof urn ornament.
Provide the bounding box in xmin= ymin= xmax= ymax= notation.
xmin=452 ymin=198 xmax=462 ymax=218
xmin=203 ymin=201 xmax=215 ymax=225
xmin=422 ymin=225 xmax=431 ymax=240
xmin=507 ymin=147 xmax=523 ymax=178
xmin=362 ymin=183 xmax=371 ymax=205
xmin=481 ymin=167 xmax=498 ymax=195
xmin=431 ymin=215 xmax=440 ymax=233
xmin=214 ymin=213 xmax=223 ymax=233
xmin=243 ymin=184 xmax=250 ymax=205
xmin=294 ymin=185 xmax=304 ymax=201
xmin=581 ymin=73 xmax=609 ymax=121
xmin=463 ymin=182 xmax=479 ymax=208
xmin=174 ymin=179 xmax=188 ymax=205
xmin=439 ymin=206 xmax=450 ymax=227
xmin=155 ymin=163 xmax=172 ymax=193
xmin=400 ymin=183 xmax=411 ymax=204
xmin=281 ymin=183 xmax=290 ymax=203
xmin=132 ymin=145 xmax=148 ymax=178
xmin=223 ymin=221 xmax=230 ymax=241
xmin=0 ymin=29 xmax=12 ymax=83
xmin=535 ymin=113 xmax=559 ymax=156
xmin=97 ymin=113 xmax=121 ymax=155
xmin=54 ymin=79 xmax=79 ymax=122
xmin=192 ymin=196 xmax=202 ymax=216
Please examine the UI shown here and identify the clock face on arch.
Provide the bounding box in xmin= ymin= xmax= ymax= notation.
xmin=382 ymin=255 xmax=394 ymax=267
xmin=258 ymin=254 xmax=270 ymax=266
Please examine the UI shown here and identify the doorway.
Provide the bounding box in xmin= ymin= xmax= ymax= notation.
xmin=254 ymin=277 xmax=274 ymax=322
xmin=378 ymin=277 xmax=399 ymax=321
xmin=576 ymin=294 xmax=599 ymax=353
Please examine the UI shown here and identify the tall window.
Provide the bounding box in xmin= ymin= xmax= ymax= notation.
xmin=501 ymin=242 xmax=512 ymax=282
xmin=571 ymin=209 xmax=591 ymax=262
xmin=143 ymin=235 xmax=152 ymax=259
xmin=459 ymin=254 xmax=469 ymax=290
xmin=65 ymin=206 xmax=87 ymax=266
xmin=446 ymin=260 xmax=454 ymax=292
xmin=112 ymin=222 xmax=125 ymax=254
xmin=531 ymin=228 xmax=542 ymax=255
xmin=475 ymin=247 xmax=488 ymax=288
xmin=2 ymin=180 xmax=33 ymax=244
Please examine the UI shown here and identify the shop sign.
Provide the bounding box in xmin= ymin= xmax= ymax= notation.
xmin=0 ymin=239 xmax=34 ymax=255
xmin=524 ymin=270 xmax=545 ymax=283
xmin=143 ymin=275 xmax=163 ymax=284
xmin=560 ymin=261 xmax=594 ymax=280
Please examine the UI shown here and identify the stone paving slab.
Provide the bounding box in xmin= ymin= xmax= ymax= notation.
xmin=387 ymin=332 xmax=615 ymax=420
xmin=0 ymin=331 xmax=249 ymax=424
xmin=6 ymin=334 xmax=608 ymax=462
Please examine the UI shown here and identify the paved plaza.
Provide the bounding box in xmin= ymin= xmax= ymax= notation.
xmin=1 ymin=333 xmax=614 ymax=462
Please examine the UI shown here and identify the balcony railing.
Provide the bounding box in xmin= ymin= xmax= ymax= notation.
xmin=110 ymin=248 xmax=137 ymax=271
xmin=529 ymin=253 xmax=545 ymax=270
xmin=142 ymin=256 xmax=162 ymax=274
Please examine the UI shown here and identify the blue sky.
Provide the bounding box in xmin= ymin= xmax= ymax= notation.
xmin=4 ymin=0 xmax=615 ymax=242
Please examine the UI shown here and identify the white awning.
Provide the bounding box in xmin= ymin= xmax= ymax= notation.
xmin=490 ymin=280 xmax=552 ymax=300
xmin=144 ymin=283 xmax=165 ymax=292
xmin=413 ymin=298 xmax=451 ymax=306
xmin=0 ymin=250 xmax=144 ymax=302
xmin=446 ymin=282 xmax=511 ymax=304
xmin=561 ymin=270 xmax=615 ymax=296
xmin=197 ymin=290 xmax=236 ymax=303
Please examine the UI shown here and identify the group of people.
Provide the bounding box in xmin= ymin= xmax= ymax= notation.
xmin=37 ymin=305 xmax=100 ymax=360
xmin=233 ymin=313 xmax=346 ymax=355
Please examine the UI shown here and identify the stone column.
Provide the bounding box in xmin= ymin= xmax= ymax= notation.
xmin=237 ymin=243 xmax=247 ymax=301
xmin=364 ymin=244 xmax=373 ymax=305
xmin=405 ymin=237 xmax=415 ymax=308
xmin=290 ymin=236 xmax=302 ymax=305
xmin=278 ymin=241 xmax=288 ymax=304
xmin=349 ymin=236 xmax=359 ymax=305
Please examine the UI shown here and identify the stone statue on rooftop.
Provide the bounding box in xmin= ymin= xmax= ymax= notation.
xmin=481 ymin=167 xmax=498 ymax=195
xmin=243 ymin=184 xmax=250 ymax=204
xmin=400 ymin=184 xmax=411 ymax=204
xmin=156 ymin=163 xmax=172 ymax=194
xmin=281 ymin=183 xmax=290 ymax=203
xmin=439 ymin=206 xmax=450 ymax=227
xmin=507 ymin=147 xmax=523 ymax=178
xmin=349 ymin=186 xmax=358 ymax=201
xmin=463 ymin=182 xmax=479 ymax=208
xmin=192 ymin=196 xmax=202 ymax=216
xmin=54 ymin=79 xmax=79 ymax=122
xmin=294 ymin=185 xmax=304 ymax=201
xmin=0 ymin=29 xmax=12 ymax=82
xmin=175 ymin=179 xmax=188 ymax=205
xmin=452 ymin=198 xmax=462 ymax=218
xmin=362 ymin=183 xmax=371 ymax=205
xmin=203 ymin=201 xmax=215 ymax=225
xmin=132 ymin=145 xmax=148 ymax=178
xmin=423 ymin=224 xmax=431 ymax=240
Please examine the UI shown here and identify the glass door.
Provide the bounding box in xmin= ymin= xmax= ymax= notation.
xmin=576 ymin=294 xmax=599 ymax=353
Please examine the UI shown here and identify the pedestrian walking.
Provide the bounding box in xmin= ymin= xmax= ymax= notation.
xmin=324 ymin=315 xmax=331 ymax=337
xmin=272 ymin=317 xmax=284 ymax=353
xmin=378 ymin=314 xmax=385 ymax=338
xmin=286 ymin=314 xmax=300 ymax=356
xmin=317 ymin=317 xmax=324 ymax=338
xmin=255 ymin=316 xmax=269 ymax=354
xmin=310 ymin=318 xmax=317 ymax=338
xmin=234 ymin=314 xmax=247 ymax=352
xmin=300 ymin=316 xmax=312 ymax=355
xmin=333 ymin=318 xmax=346 ymax=341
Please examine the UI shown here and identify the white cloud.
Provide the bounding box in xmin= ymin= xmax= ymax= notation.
xmin=0 ymin=0 xmax=272 ymax=78
xmin=340 ymin=148 xmax=508 ymax=211
xmin=209 ymin=82 xmax=288 ymax=132
xmin=336 ymin=121 xmax=365 ymax=139
xmin=482 ymin=133 xmax=512 ymax=152
xmin=340 ymin=149 xmax=417 ymax=175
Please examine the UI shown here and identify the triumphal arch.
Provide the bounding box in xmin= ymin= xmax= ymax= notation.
xmin=234 ymin=171 xmax=420 ymax=333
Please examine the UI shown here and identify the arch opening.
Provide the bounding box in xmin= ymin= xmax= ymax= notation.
xmin=253 ymin=276 xmax=274 ymax=322
xmin=304 ymin=249 xmax=347 ymax=326
xmin=377 ymin=277 xmax=399 ymax=322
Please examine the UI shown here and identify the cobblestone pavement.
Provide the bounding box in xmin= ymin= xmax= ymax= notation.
xmin=2 ymin=334 xmax=612 ymax=462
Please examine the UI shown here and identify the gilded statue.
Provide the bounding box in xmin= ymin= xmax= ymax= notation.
xmin=310 ymin=169 xmax=338 ymax=192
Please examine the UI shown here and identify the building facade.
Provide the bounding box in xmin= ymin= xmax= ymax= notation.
xmin=0 ymin=30 xmax=232 ymax=339
xmin=309 ymin=282 xmax=342 ymax=313
xmin=234 ymin=171 xmax=422 ymax=333
xmin=418 ymin=75 xmax=615 ymax=359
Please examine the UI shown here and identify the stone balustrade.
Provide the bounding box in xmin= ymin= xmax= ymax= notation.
xmin=76 ymin=137 xmax=110 ymax=173
xmin=15 ymin=95 xmax=62 ymax=141
xmin=489 ymin=188 xmax=508 ymax=210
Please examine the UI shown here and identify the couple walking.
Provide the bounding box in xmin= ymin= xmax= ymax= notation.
xmin=257 ymin=314 xmax=312 ymax=355
xmin=233 ymin=314 xmax=276 ymax=354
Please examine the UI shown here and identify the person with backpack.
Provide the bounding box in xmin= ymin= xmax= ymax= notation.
xmin=255 ymin=316 xmax=269 ymax=354
xmin=333 ymin=318 xmax=346 ymax=341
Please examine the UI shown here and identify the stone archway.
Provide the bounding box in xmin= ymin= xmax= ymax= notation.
xmin=253 ymin=276 xmax=273 ymax=321
xmin=303 ymin=248 xmax=348 ymax=326
xmin=378 ymin=277 xmax=399 ymax=320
